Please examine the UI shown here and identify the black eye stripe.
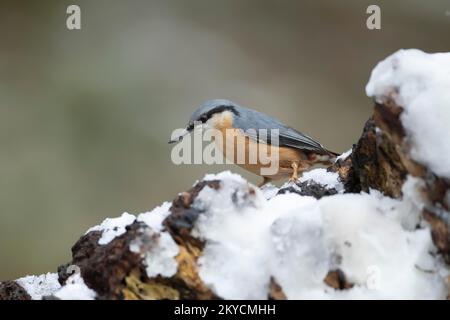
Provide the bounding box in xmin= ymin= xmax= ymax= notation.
xmin=199 ymin=105 xmax=240 ymax=123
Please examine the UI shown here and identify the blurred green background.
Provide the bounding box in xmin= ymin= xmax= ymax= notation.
xmin=0 ymin=0 xmax=449 ymax=280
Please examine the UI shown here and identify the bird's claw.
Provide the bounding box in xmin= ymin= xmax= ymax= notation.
xmin=288 ymin=177 xmax=299 ymax=184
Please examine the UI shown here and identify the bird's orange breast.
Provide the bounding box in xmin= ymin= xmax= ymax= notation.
xmin=210 ymin=111 xmax=312 ymax=179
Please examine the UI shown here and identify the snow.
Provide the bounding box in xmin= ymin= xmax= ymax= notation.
xmin=87 ymin=212 xmax=136 ymax=245
xmin=315 ymin=194 xmax=443 ymax=300
xmin=16 ymin=273 xmax=61 ymax=300
xmin=203 ymin=170 xmax=248 ymax=184
xmin=336 ymin=149 xmax=352 ymax=161
xmin=137 ymin=201 xmax=172 ymax=231
xmin=270 ymin=168 xmax=344 ymax=195
xmin=130 ymin=228 xmax=179 ymax=278
xmin=398 ymin=175 xmax=426 ymax=230
xmin=366 ymin=49 xmax=450 ymax=178
xmin=260 ymin=183 xmax=279 ymax=200
xmin=85 ymin=201 xmax=178 ymax=278
xmin=16 ymin=272 xmax=96 ymax=300
xmin=130 ymin=201 xmax=179 ymax=278
xmin=53 ymin=274 xmax=96 ymax=300
xmin=191 ymin=171 xmax=448 ymax=300
xmin=299 ymin=168 xmax=343 ymax=192
xmin=16 ymin=167 xmax=447 ymax=299
xmin=193 ymin=176 xmax=270 ymax=299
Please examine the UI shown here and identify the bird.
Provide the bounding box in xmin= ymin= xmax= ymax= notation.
xmin=169 ymin=99 xmax=339 ymax=187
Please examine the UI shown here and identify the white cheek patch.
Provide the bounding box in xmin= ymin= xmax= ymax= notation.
xmin=209 ymin=113 xmax=223 ymax=129
xmin=204 ymin=118 xmax=215 ymax=129
xmin=208 ymin=111 xmax=234 ymax=130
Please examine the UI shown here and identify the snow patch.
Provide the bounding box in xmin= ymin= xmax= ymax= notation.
xmin=398 ymin=175 xmax=426 ymax=230
xmin=16 ymin=273 xmax=61 ymax=300
xmin=203 ymin=170 xmax=249 ymax=185
xmin=299 ymin=168 xmax=343 ymax=192
xmin=53 ymin=274 xmax=96 ymax=300
xmin=316 ymin=193 xmax=444 ymax=299
xmin=130 ymin=229 xmax=179 ymax=278
xmin=336 ymin=149 xmax=352 ymax=161
xmin=193 ymin=178 xmax=274 ymax=299
xmin=366 ymin=49 xmax=450 ymax=178
xmin=87 ymin=212 xmax=136 ymax=245
xmin=137 ymin=201 xmax=172 ymax=231
xmin=131 ymin=202 xmax=179 ymax=278
xmin=192 ymin=172 xmax=448 ymax=299
xmin=260 ymin=183 xmax=279 ymax=200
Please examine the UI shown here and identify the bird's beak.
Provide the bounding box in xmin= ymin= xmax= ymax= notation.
xmin=168 ymin=128 xmax=190 ymax=144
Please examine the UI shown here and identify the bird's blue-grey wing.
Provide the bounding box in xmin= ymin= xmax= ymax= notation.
xmin=233 ymin=108 xmax=328 ymax=153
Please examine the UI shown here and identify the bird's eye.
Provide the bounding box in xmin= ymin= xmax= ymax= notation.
xmin=200 ymin=115 xmax=208 ymax=122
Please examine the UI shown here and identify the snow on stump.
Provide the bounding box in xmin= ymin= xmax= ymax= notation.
xmin=1 ymin=49 xmax=449 ymax=300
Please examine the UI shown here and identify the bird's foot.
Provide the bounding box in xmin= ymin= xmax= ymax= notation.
xmin=288 ymin=177 xmax=299 ymax=184
xmin=288 ymin=161 xmax=299 ymax=184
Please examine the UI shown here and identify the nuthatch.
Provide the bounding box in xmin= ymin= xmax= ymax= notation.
xmin=169 ymin=99 xmax=339 ymax=186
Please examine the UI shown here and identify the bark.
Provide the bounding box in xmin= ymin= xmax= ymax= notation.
xmin=335 ymin=99 xmax=450 ymax=263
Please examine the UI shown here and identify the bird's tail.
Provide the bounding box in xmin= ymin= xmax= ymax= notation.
xmin=328 ymin=150 xmax=341 ymax=161
xmin=314 ymin=149 xmax=340 ymax=165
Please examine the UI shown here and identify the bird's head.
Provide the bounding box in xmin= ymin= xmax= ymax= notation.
xmin=168 ymin=99 xmax=240 ymax=144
